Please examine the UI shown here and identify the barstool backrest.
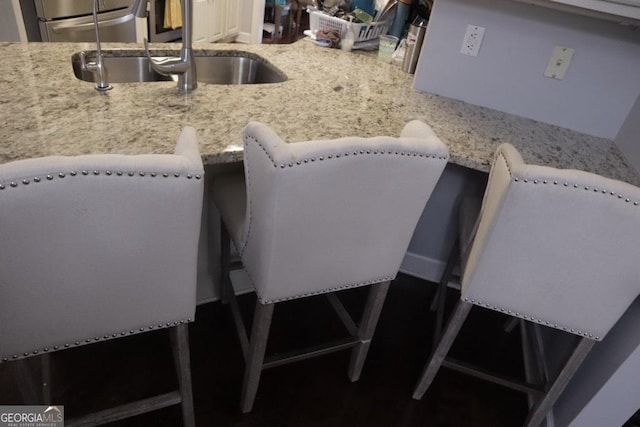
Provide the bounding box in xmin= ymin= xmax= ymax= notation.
xmin=462 ymin=143 xmax=640 ymax=341
xmin=0 ymin=127 xmax=204 ymax=362
xmin=238 ymin=121 xmax=449 ymax=303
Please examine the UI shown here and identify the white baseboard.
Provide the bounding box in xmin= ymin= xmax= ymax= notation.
xmin=399 ymin=251 xmax=446 ymax=283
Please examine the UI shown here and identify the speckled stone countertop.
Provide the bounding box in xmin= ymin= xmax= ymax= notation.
xmin=1 ymin=40 xmax=638 ymax=185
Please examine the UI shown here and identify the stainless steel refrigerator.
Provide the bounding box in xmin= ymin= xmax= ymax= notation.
xmin=26 ymin=0 xmax=137 ymax=42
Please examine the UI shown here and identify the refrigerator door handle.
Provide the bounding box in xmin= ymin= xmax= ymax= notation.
xmin=50 ymin=13 xmax=134 ymax=34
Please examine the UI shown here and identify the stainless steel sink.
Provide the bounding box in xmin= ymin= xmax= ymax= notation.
xmin=71 ymin=51 xmax=287 ymax=85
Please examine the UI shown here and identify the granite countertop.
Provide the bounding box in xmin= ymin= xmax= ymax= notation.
xmin=1 ymin=39 xmax=638 ymax=185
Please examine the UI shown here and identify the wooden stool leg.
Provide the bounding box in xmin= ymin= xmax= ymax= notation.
xmin=524 ymin=338 xmax=595 ymax=427
xmin=12 ymin=361 xmax=35 ymax=404
xmin=413 ymin=299 xmax=472 ymax=400
xmin=431 ymin=240 xmax=460 ymax=349
xmin=219 ymin=220 xmax=231 ymax=304
xmin=348 ymin=281 xmax=391 ymax=382
xmin=170 ymin=324 xmax=195 ymax=427
xmin=41 ymin=354 xmax=52 ymax=404
xmin=240 ymin=301 xmax=275 ymax=413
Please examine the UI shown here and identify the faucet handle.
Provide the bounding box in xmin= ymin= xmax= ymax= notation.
xmin=79 ymin=50 xmax=112 ymax=92
xmin=79 ymin=51 xmax=97 ymax=71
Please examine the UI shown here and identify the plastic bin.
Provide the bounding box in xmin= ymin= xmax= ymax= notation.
xmin=309 ymin=10 xmax=390 ymax=42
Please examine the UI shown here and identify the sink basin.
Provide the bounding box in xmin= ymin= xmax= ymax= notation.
xmin=71 ymin=51 xmax=287 ymax=85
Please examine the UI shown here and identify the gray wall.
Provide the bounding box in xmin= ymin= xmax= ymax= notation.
xmin=555 ymin=298 xmax=640 ymax=427
xmin=400 ymin=163 xmax=486 ymax=282
xmin=413 ymin=0 xmax=640 ymax=139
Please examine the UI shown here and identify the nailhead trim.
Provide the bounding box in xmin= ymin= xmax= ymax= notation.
xmin=507 ymin=161 xmax=632 ymax=223
xmin=0 ymin=168 xmax=203 ymax=191
xmin=462 ymin=297 xmax=599 ymax=339
xmin=260 ymin=276 xmax=395 ymax=304
xmin=509 ymin=165 xmax=640 ymax=208
xmin=244 ymin=134 xmax=449 ymax=170
xmin=0 ymin=318 xmax=194 ymax=363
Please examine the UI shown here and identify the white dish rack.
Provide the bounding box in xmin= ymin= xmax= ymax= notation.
xmin=308 ymin=10 xmax=390 ymax=44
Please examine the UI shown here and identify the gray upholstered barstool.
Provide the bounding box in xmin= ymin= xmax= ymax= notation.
xmin=0 ymin=127 xmax=204 ymax=426
xmin=212 ymin=120 xmax=449 ymax=413
xmin=412 ymin=143 xmax=640 ymax=426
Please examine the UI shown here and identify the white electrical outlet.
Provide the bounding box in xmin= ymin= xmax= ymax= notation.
xmin=544 ymin=46 xmax=575 ymax=80
xmin=460 ymin=25 xmax=485 ymax=57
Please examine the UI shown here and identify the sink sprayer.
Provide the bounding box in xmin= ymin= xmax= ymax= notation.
xmin=79 ymin=0 xmax=114 ymax=92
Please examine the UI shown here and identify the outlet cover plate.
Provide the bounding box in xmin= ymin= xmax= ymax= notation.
xmin=544 ymin=45 xmax=575 ymax=80
xmin=460 ymin=25 xmax=485 ymax=57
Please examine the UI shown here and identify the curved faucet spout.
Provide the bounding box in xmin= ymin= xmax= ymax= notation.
xmin=143 ymin=39 xmax=197 ymax=92
xmin=139 ymin=0 xmax=197 ymax=93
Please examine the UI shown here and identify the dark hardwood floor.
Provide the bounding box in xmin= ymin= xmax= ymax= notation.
xmin=2 ymin=272 xmax=640 ymax=425
xmin=1 ymin=274 xmax=536 ymax=426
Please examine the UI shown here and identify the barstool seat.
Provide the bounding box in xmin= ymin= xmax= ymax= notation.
xmin=0 ymin=127 xmax=204 ymax=426
xmin=211 ymin=120 xmax=449 ymax=413
xmin=412 ymin=143 xmax=640 ymax=426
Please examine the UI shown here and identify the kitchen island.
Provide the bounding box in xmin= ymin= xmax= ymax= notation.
xmin=1 ymin=38 xmax=639 ymax=427
xmin=0 ymin=39 xmax=638 ymax=186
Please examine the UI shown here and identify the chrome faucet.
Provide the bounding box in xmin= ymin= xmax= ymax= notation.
xmin=79 ymin=0 xmax=113 ymax=92
xmin=133 ymin=0 xmax=197 ymax=92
